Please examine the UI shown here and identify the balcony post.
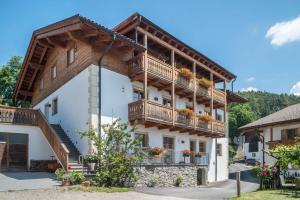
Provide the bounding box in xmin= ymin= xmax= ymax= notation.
xmin=193 ymin=62 xmax=196 ymax=129
xmin=224 ymin=80 xmax=227 ymax=128
xmin=143 ymin=34 xmax=148 ymax=119
xmin=171 ymin=49 xmax=175 ymax=125
xmin=210 ymin=72 xmax=214 ymax=136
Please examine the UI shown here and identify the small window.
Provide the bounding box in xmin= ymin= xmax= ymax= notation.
xmin=287 ymin=129 xmax=296 ymax=140
xmin=133 ymin=90 xmax=144 ymax=101
xmin=199 ymin=142 xmax=206 ymax=153
xmin=52 ymin=98 xmax=58 ymax=115
xmin=51 ymin=65 xmax=57 ymax=79
xmin=216 ymin=144 xmax=222 ymax=156
xmin=216 ymin=113 xmax=222 ymax=121
xmin=163 ymin=98 xmax=172 ymax=107
xmin=67 ymin=48 xmax=75 ymax=65
xmin=135 ymin=133 xmax=149 ymax=148
xmin=40 ymin=79 xmax=44 ymax=89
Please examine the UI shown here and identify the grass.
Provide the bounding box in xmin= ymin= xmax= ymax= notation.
xmin=231 ymin=189 xmax=299 ymax=200
xmin=68 ymin=185 xmax=131 ymax=193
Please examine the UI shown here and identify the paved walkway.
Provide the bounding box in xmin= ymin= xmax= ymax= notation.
xmin=0 ymin=172 xmax=60 ymax=191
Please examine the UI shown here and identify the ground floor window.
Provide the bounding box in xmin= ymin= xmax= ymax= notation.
xmin=199 ymin=142 xmax=206 ymax=152
xmin=135 ymin=133 xmax=149 ymax=148
xmin=163 ymin=136 xmax=174 ymax=149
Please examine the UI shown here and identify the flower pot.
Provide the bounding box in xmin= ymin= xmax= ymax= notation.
xmin=87 ymin=163 xmax=96 ymax=171
xmin=62 ymin=179 xmax=71 ymax=186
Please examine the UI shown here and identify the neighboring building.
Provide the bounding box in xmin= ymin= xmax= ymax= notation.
xmin=0 ymin=13 xmax=242 ymax=184
xmin=240 ymin=103 xmax=300 ymax=165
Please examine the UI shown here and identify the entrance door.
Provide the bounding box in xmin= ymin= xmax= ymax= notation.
xmin=163 ymin=136 xmax=175 ymax=163
xmin=44 ymin=103 xmax=50 ymax=121
xmin=190 ymin=140 xmax=196 ymax=164
xmin=0 ymin=133 xmax=28 ymax=171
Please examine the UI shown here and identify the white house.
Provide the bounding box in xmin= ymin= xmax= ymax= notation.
xmin=240 ymin=104 xmax=300 ymax=166
xmin=0 ymin=13 xmax=243 ymax=184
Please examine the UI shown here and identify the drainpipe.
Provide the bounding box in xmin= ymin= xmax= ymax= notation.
xmin=97 ymin=33 xmax=116 ymax=136
xmin=231 ymin=78 xmax=236 ymax=92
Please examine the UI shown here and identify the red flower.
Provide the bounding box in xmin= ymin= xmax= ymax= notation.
xmin=67 ymin=165 xmax=72 ymax=171
xmin=256 ymin=162 xmax=261 ymax=166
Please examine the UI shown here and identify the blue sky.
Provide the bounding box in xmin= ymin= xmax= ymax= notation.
xmin=1 ymin=0 xmax=300 ymax=94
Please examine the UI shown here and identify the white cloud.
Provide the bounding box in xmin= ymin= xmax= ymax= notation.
xmin=266 ymin=16 xmax=300 ymax=46
xmin=241 ymin=87 xmax=258 ymax=92
xmin=290 ymin=81 xmax=300 ymax=96
xmin=246 ymin=77 xmax=255 ymax=82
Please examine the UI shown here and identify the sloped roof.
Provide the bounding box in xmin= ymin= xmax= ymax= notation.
xmin=240 ymin=103 xmax=300 ymax=130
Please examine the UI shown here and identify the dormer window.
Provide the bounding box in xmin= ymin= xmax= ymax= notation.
xmin=67 ymin=47 xmax=75 ymax=65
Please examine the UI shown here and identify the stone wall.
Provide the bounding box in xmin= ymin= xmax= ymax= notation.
xmin=135 ymin=165 xmax=207 ymax=187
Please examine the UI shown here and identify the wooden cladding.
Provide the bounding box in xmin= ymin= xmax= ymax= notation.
xmin=0 ymin=106 xmax=69 ymax=170
xmin=128 ymin=99 xmax=225 ymax=137
xmin=129 ymin=54 xmax=225 ymax=107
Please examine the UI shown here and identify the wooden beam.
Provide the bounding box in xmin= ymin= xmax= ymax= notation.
xmin=36 ymin=23 xmax=82 ymax=39
xmin=27 ymin=69 xmax=38 ymax=90
xmin=39 ymin=47 xmax=47 ymax=64
xmin=37 ymin=39 xmax=54 ymax=49
xmin=18 ymin=90 xmax=33 ymax=97
xmin=46 ymin=37 xmax=67 ymax=48
xmin=29 ymin=62 xmax=43 ymax=70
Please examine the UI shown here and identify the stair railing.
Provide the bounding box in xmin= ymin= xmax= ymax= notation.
xmin=36 ymin=110 xmax=69 ymax=171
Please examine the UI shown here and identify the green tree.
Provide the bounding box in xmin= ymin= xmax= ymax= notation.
xmin=0 ymin=56 xmax=22 ymax=104
xmin=80 ymin=119 xmax=144 ymax=187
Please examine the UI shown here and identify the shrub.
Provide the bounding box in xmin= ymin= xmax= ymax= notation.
xmin=179 ymin=68 xmax=193 ymax=79
xmin=55 ymin=168 xmax=65 ymax=180
xmin=80 ymin=119 xmax=144 ymax=187
xmin=147 ymin=176 xmax=158 ymax=187
xmin=175 ymin=175 xmax=183 ymax=187
xmin=69 ymin=171 xmax=85 ymax=185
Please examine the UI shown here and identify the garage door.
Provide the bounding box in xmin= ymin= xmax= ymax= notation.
xmin=0 ymin=133 xmax=28 ymax=171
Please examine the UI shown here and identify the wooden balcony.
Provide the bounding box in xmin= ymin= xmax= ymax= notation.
xmin=129 ymin=55 xmax=226 ymax=107
xmin=0 ymin=106 xmax=37 ymax=126
xmin=128 ymin=100 xmax=225 ymax=137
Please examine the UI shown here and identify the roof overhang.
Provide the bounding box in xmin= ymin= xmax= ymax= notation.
xmin=114 ymin=12 xmax=236 ymax=81
xmin=226 ymin=90 xmax=248 ymax=104
xmin=14 ymin=14 xmax=145 ymax=102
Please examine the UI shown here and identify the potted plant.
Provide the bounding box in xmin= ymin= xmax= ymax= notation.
xmin=179 ymin=67 xmax=193 ymax=79
xmin=62 ymin=173 xmax=71 ymax=186
xmin=198 ymin=77 xmax=212 ymax=88
xmin=148 ymin=147 xmax=164 ymax=158
xmin=177 ymin=108 xmax=194 ymax=118
xmin=198 ymin=114 xmax=212 ymax=122
xmin=181 ymin=149 xmax=191 ymax=163
xmin=84 ymin=154 xmax=97 ymax=171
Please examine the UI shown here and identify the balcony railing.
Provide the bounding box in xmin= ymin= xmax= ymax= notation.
xmin=0 ymin=106 xmax=37 ymax=125
xmin=141 ymin=149 xmax=209 ymax=166
xmin=213 ymin=88 xmax=225 ymax=105
xmin=128 ymin=100 xmax=225 ymax=136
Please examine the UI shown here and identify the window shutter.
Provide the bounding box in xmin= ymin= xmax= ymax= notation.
xmin=281 ymin=129 xmax=288 ymax=145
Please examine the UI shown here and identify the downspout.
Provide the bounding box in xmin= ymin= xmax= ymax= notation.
xmin=231 ymin=78 xmax=236 ymax=92
xmin=97 ymin=33 xmax=116 ymax=136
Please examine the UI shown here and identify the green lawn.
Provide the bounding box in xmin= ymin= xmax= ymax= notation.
xmin=231 ymin=190 xmax=299 ymax=200
xmin=69 ymin=186 xmax=130 ymax=193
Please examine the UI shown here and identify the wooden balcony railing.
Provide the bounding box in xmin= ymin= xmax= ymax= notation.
xmin=213 ymin=88 xmax=226 ymax=105
xmin=197 ymin=85 xmax=211 ymax=98
xmin=0 ymin=106 xmax=69 ymax=171
xmin=174 ymin=69 xmax=194 ymax=91
xmin=148 ymin=55 xmax=173 ymax=81
xmin=128 ymin=100 xmax=225 ymax=136
xmin=0 ymin=106 xmax=37 ymax=125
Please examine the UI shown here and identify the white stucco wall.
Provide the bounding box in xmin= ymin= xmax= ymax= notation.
xmin=34 ymin=67 xmax=90 ymax=155
xmin=0 ymin=124 xmax=55 ymax=170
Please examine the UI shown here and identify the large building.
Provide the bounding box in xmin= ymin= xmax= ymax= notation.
xmin=0 ymin=13 xmax=242 ymax=184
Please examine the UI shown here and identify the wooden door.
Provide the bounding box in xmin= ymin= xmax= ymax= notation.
xmin=190 ymin=140 xmax=196 ymax=163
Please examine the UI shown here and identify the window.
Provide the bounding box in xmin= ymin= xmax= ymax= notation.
xmin=163 ymin=137 xmax=174 ymax=149
xmin=133 ymin=90 xmax=144 ymax=101
xmin=135 ymin=133 xmax=149 ymax=148
xmin=249 ymin=142 xmax=258 ymax=152
xmin=199 ymin=142 xmax=206 ymax=153
xmin=252 ymin=152 xmax=256 ymax=157
xmin=40 ymin=79 xmax=44 ymax=89
xmin=287 ymin=129 xmax=296 ymax=140
xmin=67 ymin=48 xmax=75 ymax=65
xmin=216 ymin=144 xmax=222 ymax=156
xmin=163 ymin=97 xmax=171 ymax=107
xmin=216 ymin=113 xmax=222 ymax=121
xmin=51 ymin=65 xmax=57 ymax=79
xmin=52 ymin=98 xmax=58 ymax=115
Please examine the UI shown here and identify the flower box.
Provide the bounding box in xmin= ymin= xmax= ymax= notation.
xmin=177 ymin=108 xmax=194 ymax=118
xmin=198 ymin=77 xmax=212 ymax=88
xmin=179 ymin=68 xmax=193 ymax=79
xmin=148 ymin=147 xmax=164 ymax=157
xmin=198 ymin=114 xmax=212 ymax=122
xmin=181 ymin=149 xmax=191 ymax=157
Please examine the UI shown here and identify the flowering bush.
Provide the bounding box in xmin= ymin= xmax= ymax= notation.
xmin=179 ymin=67 xmax=193 ymax=79
xmin=181 ymin=149 xmax=191 ymax=157
xmin=198 ymin=77 xmax=212 ymax=88
xmin=198 ymin=114 xmax=212 ymax=122
xmin=148 ymin=147 xmax=164 ymax=157
xmin=253 ymin=162 xmax=277 ymax=189
xmin=177 ymin=108 xmax=194 ymax=118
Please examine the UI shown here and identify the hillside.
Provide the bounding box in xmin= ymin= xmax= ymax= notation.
xmin=229 ymin=91 xmax=300 ymax=141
